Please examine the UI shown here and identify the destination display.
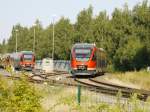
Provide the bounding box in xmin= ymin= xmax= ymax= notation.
xmin=24 ymin=55 xmax=33 ymax=59
xmin=75 ymin=49 xmax=91 ymax=54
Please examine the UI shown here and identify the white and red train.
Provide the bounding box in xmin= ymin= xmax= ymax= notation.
xmin=70 ymin=43 xmax=107 ymax=76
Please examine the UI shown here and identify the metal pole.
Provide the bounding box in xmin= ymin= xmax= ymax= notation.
xmin=33 ymin=27 xmax=35 ymax=53
xmin=77 ymin=85 xmax=81 ymax=105
xmin=52 ymin=17 xmax=55 ymax=60
xmin=15 ymin=29 xmax=18 ymax=52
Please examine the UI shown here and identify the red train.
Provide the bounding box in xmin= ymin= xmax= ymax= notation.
xmin=10 ymin=51 xmax=35 ymax=70
xmin=70 ymin=43 xmax=107 ymax=76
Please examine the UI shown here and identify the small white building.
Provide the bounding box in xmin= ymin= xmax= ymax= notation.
xmin=147 ymin=66 xmax=150 ymax=72
xmin=42 ymin=58 xmax=53 ymax=73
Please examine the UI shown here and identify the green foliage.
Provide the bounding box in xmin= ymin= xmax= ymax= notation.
xmin=114 ymin=36 xmax=145 ymax=71
xmin=0 ymin=75 xmax=42 ymax=112
xmin=2 ymin=1 xmax=150 ymax=71
xmin=75 ymin=5 xmax=93 ymax=43
xmin=54 ymin=17 xmax=74 ymax=59
xmin=108 ymin=70 xmax=150 ymax=90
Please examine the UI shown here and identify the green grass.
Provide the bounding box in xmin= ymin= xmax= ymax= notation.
xmin=109 ymin=70 xmax=150 ymax=90
xmin=38 ymin=84 xmax=150 ymax=112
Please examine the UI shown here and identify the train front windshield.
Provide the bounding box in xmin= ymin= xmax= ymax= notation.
xmin=74 ymin=48 xmax=92 ymax=61
xmin=23 ymin=54 xmax=33 ymax=61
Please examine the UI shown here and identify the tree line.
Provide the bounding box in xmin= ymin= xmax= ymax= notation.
xmin=0 ymin=0 xmax=150 ymax=71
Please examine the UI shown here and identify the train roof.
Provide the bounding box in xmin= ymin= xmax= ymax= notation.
xmin=72 ymin=43 xmax=106 ymax=52
xmin=73 ymin=43 xmax=96 ymax=49
xmin=10 ymin=51 xmax=34 ymax=57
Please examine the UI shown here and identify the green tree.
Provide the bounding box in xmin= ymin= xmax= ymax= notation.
xmin=75 ymin=6 xmax=93 ymax=42
xmin=54 ymin=17 xmax=74 ymax=59
xmin=114 ymin=36 xmax=145 ymax=71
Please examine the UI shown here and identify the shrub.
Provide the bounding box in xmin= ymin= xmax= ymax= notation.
xmin=0 ymin=74 xmax=42 ymax=112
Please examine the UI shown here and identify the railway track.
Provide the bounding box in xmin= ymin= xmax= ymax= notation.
xmin=74 ymin=78 xmax=150 ymax=101
xmin=1 ymin=69 xmax=150 ymax=101
xmin=29 ymin=72 xmax=150 ymax=101
xmin=89 ymin=78 xmax=150 ymax=94
xmin=28 ymin=70 xmax=72 ymax=82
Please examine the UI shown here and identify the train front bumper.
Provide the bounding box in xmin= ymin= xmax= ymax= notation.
xmin=21 ymin=64 xmax=34 ymax=71
xmin=71 ymin=69 xmax=96 ymax=76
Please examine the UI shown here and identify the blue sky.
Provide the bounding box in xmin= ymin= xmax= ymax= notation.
xmin=0 ymin=0 xmax=146 ymax=43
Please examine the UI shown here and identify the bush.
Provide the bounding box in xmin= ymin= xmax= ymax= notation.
xmin=0 ymin=75 xmax=42 ymax=112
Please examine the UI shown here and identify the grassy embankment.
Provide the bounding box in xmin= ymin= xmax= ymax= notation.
xmin=39 ymin=83 xmax=150 ymax=112
xmin=108 ymin=70 xmax=150 ymax=90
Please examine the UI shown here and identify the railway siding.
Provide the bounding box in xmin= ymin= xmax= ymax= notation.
xmin=1 ymin=68 xmax=150 ymax=101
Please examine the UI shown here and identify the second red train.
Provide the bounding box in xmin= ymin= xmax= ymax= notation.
xmin=70 ymin=43 xmax=107 ymax=76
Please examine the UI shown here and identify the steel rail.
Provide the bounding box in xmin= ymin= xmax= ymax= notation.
xmin=89 ymin=78 xmax=150 ymax=95
xmin=3 ymin=70 xmax=150 ymax=101
xmin=74 ymin=78 xmax=149 ymax=101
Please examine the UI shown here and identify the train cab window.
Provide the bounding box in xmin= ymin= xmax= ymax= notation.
xmin=74 ymin=48 xmax=91 ymax=61
xmin=24 ymin=54 xmax=33 ymax=61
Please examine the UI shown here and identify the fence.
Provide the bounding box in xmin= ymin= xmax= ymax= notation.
xmin=35 ymin=60 xmax=70 ymax=72
xmin=53 ymin=60 xmax=70 ymax=72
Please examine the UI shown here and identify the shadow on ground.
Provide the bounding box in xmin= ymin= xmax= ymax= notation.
xmin=68 ymin=72 xmax=106 ymax=79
